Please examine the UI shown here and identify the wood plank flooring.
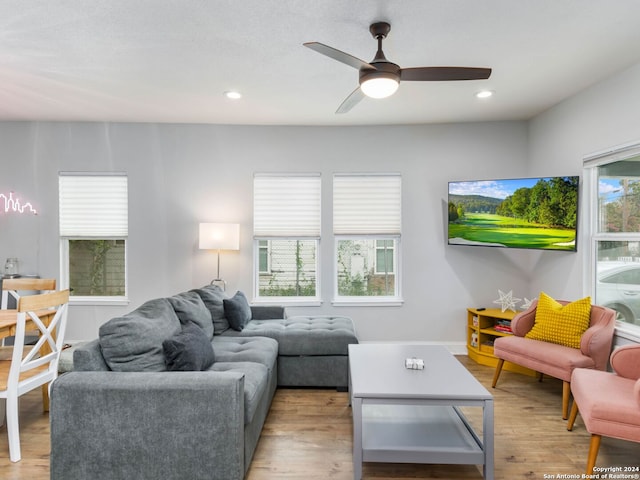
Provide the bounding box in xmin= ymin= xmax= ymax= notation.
xmin=1 ymin=356 xmax=638 ymax=479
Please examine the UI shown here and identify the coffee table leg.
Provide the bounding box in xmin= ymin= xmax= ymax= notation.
xmin=352 ymin=397 xmax=363 ymax=480
xmin=483 ymin=398 xmax=494 ymax=480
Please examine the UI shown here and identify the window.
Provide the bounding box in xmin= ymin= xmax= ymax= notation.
xmin=333 ymin=174 xmax=402 ymax=303
xmin=585 ymin=143 xmax=640 ymax=336
xmin=258 ymin=240 xmax=270 ymax=274
xmin=375 ymin=239 xmax=395 ymax=274
xmin=59 ymin=173 xmax=128 ymax=303
xmin=253 ymin=174 xmax=321 ymax=303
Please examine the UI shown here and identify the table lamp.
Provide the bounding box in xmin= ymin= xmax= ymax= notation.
xmin=199 ymin=223 xmax=240 ymax=291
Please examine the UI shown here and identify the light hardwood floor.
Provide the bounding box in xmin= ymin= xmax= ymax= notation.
xmin=1 ymin=356 xmax=638 ymax=479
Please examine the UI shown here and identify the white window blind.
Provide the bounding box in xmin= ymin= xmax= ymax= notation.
xmin=254 ymin=174 xmax=321 ymax=237
xmin=333 ymin=174 xmax=401 ymax=235
xmin=59 ymin=174 xmax=128 ymax=237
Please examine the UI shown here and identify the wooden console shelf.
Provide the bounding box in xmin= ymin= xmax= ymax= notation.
xmin=467 ymin=308 xmax=535 ymax=377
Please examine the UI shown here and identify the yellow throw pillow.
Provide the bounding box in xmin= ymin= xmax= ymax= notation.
xmin=525 ymin=292 xmax=591 ymax=349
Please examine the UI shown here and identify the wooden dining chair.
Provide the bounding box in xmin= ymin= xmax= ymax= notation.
xmin=0 ymin=289 xmax=69 ymax=462
xmin=1 ymin=278 xmax=57 ymax=348
xmin=0 ymin=277 xmax=57 ymax=309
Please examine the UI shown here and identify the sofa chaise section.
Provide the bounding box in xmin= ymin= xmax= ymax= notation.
xmin=222 ymin=315 xmax=358 ymax=388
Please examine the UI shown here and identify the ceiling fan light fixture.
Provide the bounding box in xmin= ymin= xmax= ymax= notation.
xmin=360 ymin=76 xmax=399 ymax=99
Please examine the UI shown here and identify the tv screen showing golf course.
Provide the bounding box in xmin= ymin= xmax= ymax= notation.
xmin=448 ymin=176 xmax=579 ymax=251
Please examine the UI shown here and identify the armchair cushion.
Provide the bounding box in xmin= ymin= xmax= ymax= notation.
xmin=525 ymin=292 xmax=591 ymax=349
xmin=571 ymin=366 xmax=640 ymax=440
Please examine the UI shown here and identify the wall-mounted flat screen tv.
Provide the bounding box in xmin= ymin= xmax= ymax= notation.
xmin=448 ymin=176 xmax=579 ymax=251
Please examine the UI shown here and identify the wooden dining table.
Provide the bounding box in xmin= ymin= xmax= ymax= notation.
xmin=0 ymin=308 xmax=58 ymax=411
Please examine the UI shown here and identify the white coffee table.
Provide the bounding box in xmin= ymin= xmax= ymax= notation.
xmin=348 ymin=344 xmax=494 ymax=480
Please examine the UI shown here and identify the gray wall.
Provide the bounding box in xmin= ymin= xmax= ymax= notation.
xmin=528 ymin=61 xmax=640 ymax=301
xmin=1 ymin=59 xmax=640 ymax=346
xmin=1 ymin=121 xmax=529 ymax=346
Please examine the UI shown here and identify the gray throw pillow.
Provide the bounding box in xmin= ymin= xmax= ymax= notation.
xmin=163 ymin=322 xmax=215 ymax=371
xmin=223 ymin=291 xmax=252 ymax=331
xmin=168 ymin=291 xmax=214 ymax=339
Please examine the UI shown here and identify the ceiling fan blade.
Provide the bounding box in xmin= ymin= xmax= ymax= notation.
xmin=336 ymin=87 xmax=365 ymax=114
xmin=400 ymin=67 xmax=492 ymax=81
xmin=304 ymin=42 xmax=373 ymax=70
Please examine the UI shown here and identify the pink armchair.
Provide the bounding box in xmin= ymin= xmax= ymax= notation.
xmin=567 ymin=344 xmax=640 ymax=475
xmin=491 ymin=299 xmax=616 ymax=419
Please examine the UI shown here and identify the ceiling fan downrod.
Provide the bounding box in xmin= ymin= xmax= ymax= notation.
xmin=370 ymin=22 xmax=391 ymax=63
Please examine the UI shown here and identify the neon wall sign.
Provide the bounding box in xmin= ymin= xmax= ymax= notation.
xmin=0 ymin=192 xmax=37 ymax=215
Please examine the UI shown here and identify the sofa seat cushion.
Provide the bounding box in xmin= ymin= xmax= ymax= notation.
xmin=209 ymin=361 xmax=268 ymax=425
xmin=494 ymin=335 xmax=595 ymax=382
xmin=221 ymin=315 xmax=357 ymax=356
xmin=99 ymin=298 xmax=181 ymax=372
xmin=211 ymin=336 xmax=278 ymax=372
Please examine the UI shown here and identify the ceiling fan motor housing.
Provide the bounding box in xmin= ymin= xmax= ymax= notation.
xmin=359 ymin=61 xmax=401 ymax=86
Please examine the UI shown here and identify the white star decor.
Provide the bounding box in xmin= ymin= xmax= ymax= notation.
xmin=521 ymin=297 xmax=536 ymax=310
xmin=493 ymin=289 xmax=521 ymax=312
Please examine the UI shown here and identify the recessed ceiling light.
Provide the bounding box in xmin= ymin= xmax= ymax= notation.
xmin=224 ymin=91 xmax=242 ymax=99
xmin=476 ymin=90 xmax=494 ymax=99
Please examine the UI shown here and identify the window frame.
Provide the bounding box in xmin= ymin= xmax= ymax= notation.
xmin=584 ymin=141 xmax=640 ymax=341
xmin=59 ymin=173 xmax=129 ymax=306
xmin=60 ymin=236 xmax=129 ymax=305
xmin=333 ymin=235 xmax=402 ymax=305
xmin=252 ymin=173 xmax=322 ymax=305
xmin=253 ymin=237 xmax=321 ymax=305
xmin=332 ymin=173 xmax=403 ymax=306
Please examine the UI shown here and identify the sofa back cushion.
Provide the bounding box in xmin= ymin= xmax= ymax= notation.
xmin=99 ymin=298 xmax=181 ymax=372
xmin=168 ymin=291 xmax=214 ymax=340
xmin=191 ymin=284 xmax=230 ymax=334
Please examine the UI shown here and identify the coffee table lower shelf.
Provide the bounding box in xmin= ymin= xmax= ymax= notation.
xmin=361 ymin=403 xmax=485 ymax=465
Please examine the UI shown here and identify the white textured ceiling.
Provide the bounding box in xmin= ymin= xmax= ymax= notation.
xmin=2 ymin=0 xmax=640 ymax=126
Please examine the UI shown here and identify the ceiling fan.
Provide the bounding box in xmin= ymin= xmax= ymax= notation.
xmin=304 ymin=22 xmax=492 ymax=114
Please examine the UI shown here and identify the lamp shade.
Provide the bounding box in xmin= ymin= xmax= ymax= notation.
xmin=199 ymin=223 xmax=240 ymax=250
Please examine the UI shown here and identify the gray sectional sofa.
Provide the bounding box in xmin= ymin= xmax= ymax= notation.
xmin=49 ymin=284 xmax=358 ymax=480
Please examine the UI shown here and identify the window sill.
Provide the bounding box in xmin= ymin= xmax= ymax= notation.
xmin=251 ymin=298 xmax=322 ymax=307
xmin=332 ymin=298 xmax=404 ymax=307
xmin=69 ymin=296 xmax=129 ymax=307
xmin=614 ymin=322 xmax=640 ymax=343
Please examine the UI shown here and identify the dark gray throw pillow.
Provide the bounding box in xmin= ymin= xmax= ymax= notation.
xmin=223 ymin=291 xmax=252 ymax=331
xmin=162 ymin=322 xmax=215 ymax=371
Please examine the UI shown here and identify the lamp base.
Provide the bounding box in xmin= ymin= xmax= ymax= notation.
xmin=210 ymin=278 xmax=227 ymax=291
